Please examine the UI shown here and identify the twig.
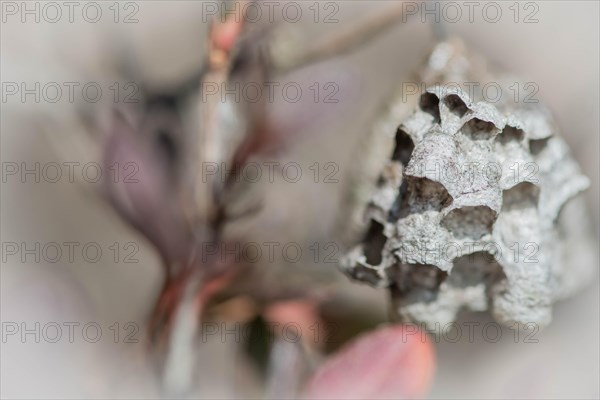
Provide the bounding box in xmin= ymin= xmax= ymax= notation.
xmin=264 ymin=338 xmax=307 ymax=399
xmin=274 ymin=3 xmax=407 ymax=74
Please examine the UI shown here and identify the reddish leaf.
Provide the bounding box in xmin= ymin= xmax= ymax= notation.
xmin=303 ymin=325 xmax=435 ymax=399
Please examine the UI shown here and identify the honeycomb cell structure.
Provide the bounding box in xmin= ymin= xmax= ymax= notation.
xmin=341 ymin=41 xmax=593 ymax=329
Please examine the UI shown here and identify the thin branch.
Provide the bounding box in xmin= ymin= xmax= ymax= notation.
xmin=274 ymin=3 xmax=408 ymax=74
xmin=265 ymin=338 xmax=307 ymax=399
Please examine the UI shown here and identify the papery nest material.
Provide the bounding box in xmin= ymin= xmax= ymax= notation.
xmin=341 ymin=39 xmax=594 ymax=329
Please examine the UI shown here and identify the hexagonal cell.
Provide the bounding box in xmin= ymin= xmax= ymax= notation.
xmin=496 ymin=126 xmax=524 ymax=145
xmin=449 ymin=251 xmax=505 ymax=288
xmin=419 ymin=92 xmax=441 ymax=124
xmin=348 ymin=264 xmax=384 ymax=286
xmin=405 ymin=177 xmax=453 ymax=212
xmin=502 ymin=182 xmax=540 ymax=211
xmin=391 ymin=129 xmax=414 ymax=166
xmin=529 ymin=137 xmax=550 ymax=156
xmin=387 ymin=178 xmax=407 ymax=222
xmin=441 ymin=205 xmax=496 ymax=239
xmin=363 ymin=220 xmax=387 ymax=266
xmin=443 ymin=94 xmax=469 ymax=117
xmin=392 ymin=263 xmax=448 ymax=303
xmin=461 ymin=118 xmax=498 ymax=140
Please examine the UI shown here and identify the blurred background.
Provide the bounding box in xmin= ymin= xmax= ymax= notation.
xmin=1 ymin=1 xmax=598 ymax=398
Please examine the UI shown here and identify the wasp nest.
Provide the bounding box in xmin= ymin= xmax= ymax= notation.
xmin=341 ymin=40 xmax=594 ymax=329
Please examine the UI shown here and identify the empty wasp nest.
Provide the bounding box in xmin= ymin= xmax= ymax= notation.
xmin=342 ymin=41 xmax=594 ymax=329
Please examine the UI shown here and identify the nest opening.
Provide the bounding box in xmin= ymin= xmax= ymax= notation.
xmin=443 ymin=94 xmax=469 ymax=117
xmin=419 ymin=92 xmax=441 ymax=124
